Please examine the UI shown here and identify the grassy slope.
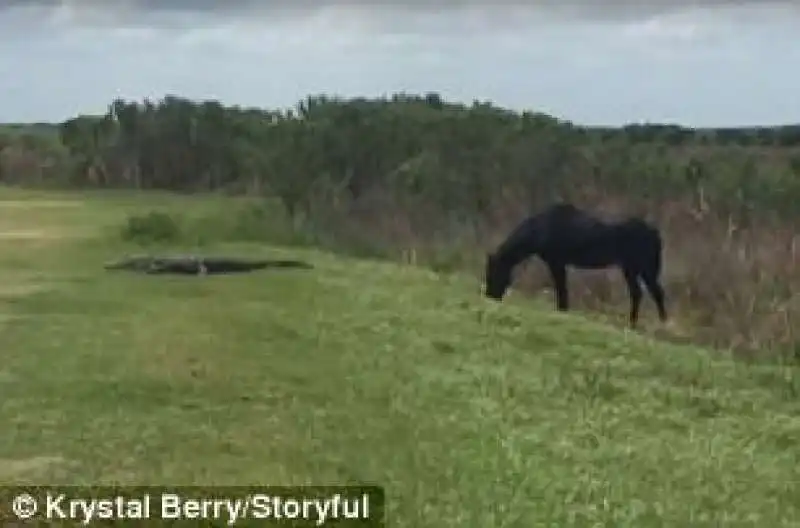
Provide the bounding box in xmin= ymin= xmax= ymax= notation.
xmin=0 ymin=187 xmax=799 ymax=526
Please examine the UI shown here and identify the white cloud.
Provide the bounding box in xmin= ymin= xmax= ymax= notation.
xmin=623 ymin=16 xmax=702 ymax=42
xmin=0 ymin=2 xmax=798 ymax=126
xmin=4 ymin=1 xmax=800 ymax=34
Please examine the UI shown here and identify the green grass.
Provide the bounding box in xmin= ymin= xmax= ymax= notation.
xmin=0 ymin=186 xmax=799 ymax=526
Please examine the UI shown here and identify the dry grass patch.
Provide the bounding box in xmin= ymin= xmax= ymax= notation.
xmin=0 ymin=283 xmax=50 ymax=298
xmin=0 ymin=230 xmax=96 ymax=257
xmin=0 ymin=456 xmax=71 ymax=482
xmin=0 ymin=229 xmax=65 ymax=240
xmin=0 ymin=200 xmax=84 ymax=208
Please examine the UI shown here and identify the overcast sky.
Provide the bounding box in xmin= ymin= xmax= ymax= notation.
xmin=1 ymin=1 xmax=798 ymax=127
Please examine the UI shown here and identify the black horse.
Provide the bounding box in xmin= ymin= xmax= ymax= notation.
xmin=484 ymin=203 xmax=667 ymax=327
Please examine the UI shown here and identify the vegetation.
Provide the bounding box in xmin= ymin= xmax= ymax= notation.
xmin=1 ymin=188 xmax=799 ymax=526
xmin=1 ymin=93 xmax=800 ymax=359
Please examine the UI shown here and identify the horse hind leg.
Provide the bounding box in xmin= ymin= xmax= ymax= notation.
xmin=622 ymin=267 xmax=643 ymax=328
xmin=641 ymin=271 xmax=667 ymax=323
xmin=641 ymin=230 xmax=668 ymax=323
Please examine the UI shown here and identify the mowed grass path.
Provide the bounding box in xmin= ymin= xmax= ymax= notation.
xmin=0 ymin=187 xmax=799 ymax=526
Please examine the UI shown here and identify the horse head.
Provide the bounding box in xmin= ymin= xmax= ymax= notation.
xmin=484 ymin=252 xmax=512 ymax=301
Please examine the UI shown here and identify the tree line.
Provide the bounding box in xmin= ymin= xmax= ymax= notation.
xmin=2 ymin=93 xmax=800 ymax=224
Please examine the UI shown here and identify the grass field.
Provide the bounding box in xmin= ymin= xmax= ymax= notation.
xmin=0 ymin=186 xmax=799 ymax=526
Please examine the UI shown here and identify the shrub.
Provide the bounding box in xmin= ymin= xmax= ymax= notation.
xmin=119 ymin=211 xmax=183 ymax=245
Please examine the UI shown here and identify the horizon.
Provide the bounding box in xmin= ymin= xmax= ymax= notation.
xmin=3 ymin=92 xmax=800 ymax=131
xmin=2 ymin=2 xmax=799 ymax=128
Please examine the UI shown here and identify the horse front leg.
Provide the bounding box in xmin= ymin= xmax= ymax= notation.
xmin=622 ymin=267 xmax=643 ymax=328
xmin=546 ymin=261 xmax=569 ymax=312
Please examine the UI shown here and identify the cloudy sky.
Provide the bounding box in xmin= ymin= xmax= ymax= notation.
xmin=1 ymin=1 xmax=798 ymax=127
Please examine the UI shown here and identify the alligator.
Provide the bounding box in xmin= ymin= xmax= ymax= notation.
xmin=104 ymin=255 xmax=312 ymax=275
